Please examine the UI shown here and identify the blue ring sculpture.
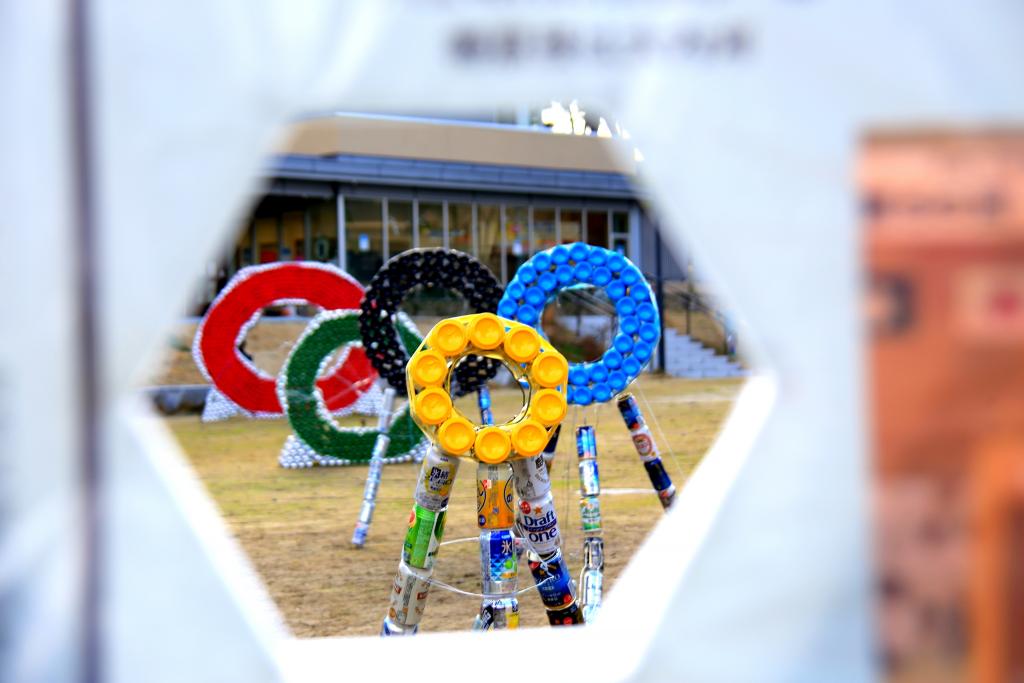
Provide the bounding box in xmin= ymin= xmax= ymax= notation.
xmin=497 ymin=242 xmax=660 ymax=406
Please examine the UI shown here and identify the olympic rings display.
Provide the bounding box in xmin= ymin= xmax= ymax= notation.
xmin=278 ymin=310 xmax=427 ymax=464
xmin=406 ymin=313 xmax=569 ymax=464
xmin=359 ymin=248 xmax=502 ymax=397
xmin=193 ymin=262 xmax=375 ymax=416
xmin=497 ymin=243 xmax=660 ymax=406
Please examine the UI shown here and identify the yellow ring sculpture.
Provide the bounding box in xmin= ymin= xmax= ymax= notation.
xmin=407 ymin=313 xmax=569 ymax=464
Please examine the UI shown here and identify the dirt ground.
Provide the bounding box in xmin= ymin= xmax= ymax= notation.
xmin=166 ymin=375 xmax=742 ymax=637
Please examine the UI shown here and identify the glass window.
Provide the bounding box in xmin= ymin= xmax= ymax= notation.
xmin=281 ymin=210 xmax=305 ymax=261
xmin=612 ymin=235 xmax=630 ymax=257
xmin=560 ymin=209 xmax=582 ymax=244
xmin=533 ymin=208 xmax=556 ymax=253
xmin=235 ymin=222 xmax=254 ymax=268
xmin=345 ymin=198 xmax=383 ymax=283
xmin=418 ymin=202 xmax=444 ymax=248
xmin=505 ymin=206 xmax=529 ymax=280
xmin=612 ymin=211 xmax=629 ymax=234
xmin=586 ymin=210 xmax=609 ymax=248
xmin=449 ymin=203 xmax=473 ymax=254
xmin=478 ymin=205 xmax=503 ymax=283
xmin=388 ymin=201 xmax=413 ymax=258
xmin=254 ymin=216 xmax=279 ymax=263
xmin=611 ymin=210 xmax=630 ymax=259
xmin=310 ymin=199 xmax=338 ymax=263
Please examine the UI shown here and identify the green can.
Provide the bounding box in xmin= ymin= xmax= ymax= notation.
xmin=403 ymin=504 xmax=447 ymax=570
xmin=579 ymin=495 xmax=602 ymax=534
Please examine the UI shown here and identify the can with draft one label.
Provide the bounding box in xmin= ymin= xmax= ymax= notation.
xmin=414 ymin=448 xmax=460 ymax=511
xmin=388 ymin=560 xmax=431 ymax=627
xmin=527 ymin=549 xmax=576 ymax=610
xmin=402 ymin=504 xmax=447 ymax=570
xmin=476 ymin=462 xmax=515 ymax=529
xmin=480 ymin=529 xmax=518 ymax=595
xmin=518 ymin=491 xmax=560 ymax=555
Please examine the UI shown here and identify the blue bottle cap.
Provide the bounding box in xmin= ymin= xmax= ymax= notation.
xmin=524 ymin=286 xmax=546 ymax=307
xmin=593 ymin=383 xmax=611 ymax=403
xmin=603 ymin=349 xmax=623 ymax=369
xmin=607 ymin=280 xmax=627 ymax=301
xmin=538 ymin=271 xmax=558 ymax=292
xmin=637 ymin=302 xmax=657 ymax=322
xmin=507 ymin=281 xmax=525 ymax=300
xmin=569 ymin=242 xmax=590 ymax=262
xmin=616 ymin=298 xmax=637 ymax=317
xmin=634 ymin=341 xmax=653 ymax=362
xmin=588 ymin=248 xmax=608 ymax=266
xmin=608 ymin=370 xmax=627 ymax=391
xmin=533 ymin=252 xmax=552 ymax=272
xmin=620 ymin=316 xmax=640 ymax=335
xmin=592 ymin=267 xmax=612 ymax=286
xmin=607 ymin=253 xmax=626 ymax=273
xmin=573 ymin=262 xmax=593 ymax=283
xmin=622 ymin=356 xmax=641 ymax=377
xmin=569 ymin=365 xmax=588 ymax=386
xmin=630 ymin=283 xmax=652 ymax=302
xmin=574 ymin=386 xmax=593 ymax=406
xmin=613 ymin=334 xmax=634 ymax=354
xmin=551 ymin=245 xmax=571 ymax=264
xmin=517 ymin=304 xmax=539 ymax=325
xmin=498 ymin=299 xmax=518 ymax=317
xmin=621 ymin=268 xmax=640 ymax=286
xmin=519 ymin=265 xmax=537 ymax=284
xmin=639 ymin=323 xmax=659 ymax=343
xmin=556 ymin=264 xmax=574 ymax=285
xmin=587 ymin=363 xmax=608 ymax=382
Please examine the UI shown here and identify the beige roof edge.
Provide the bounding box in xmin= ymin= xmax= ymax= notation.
xmin=275 ymin=114 xmax=637 ymax=175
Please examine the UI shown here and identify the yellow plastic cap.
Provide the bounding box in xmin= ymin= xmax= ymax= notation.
xmin=530 ymin=389 xmax=567 ymax=426
xmin=431 ymin=320 xmax=468 ymax=356
xmin=469 ymin=314 xmax=505 ymax=350
xmin=414 ymin=387 xmax=452 ymax=425
xmin=504 ymin=327 xmax=540 ymax=364
xmin=532 ymin=352 xmax=568 ymax=388
xmin=475 ymin=426 xmax=511 ymax=464
xmin=438 ymin=416 xmax=476 ymax=455
xmin=410 ymin=350 xmax=448 ymax=387
xmin=511 ymin=419 xmax=548 ymax=457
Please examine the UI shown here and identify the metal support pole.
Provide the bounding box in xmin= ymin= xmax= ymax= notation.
xmin=655 ymin=227 xmax=666 ymax=373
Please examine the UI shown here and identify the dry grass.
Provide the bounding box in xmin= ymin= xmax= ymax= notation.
xmin=166 ymin=375 xmax=742 ymax=636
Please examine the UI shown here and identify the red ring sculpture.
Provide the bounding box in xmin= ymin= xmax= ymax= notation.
xmin=193 ymin=262 xmax=374 ymax=415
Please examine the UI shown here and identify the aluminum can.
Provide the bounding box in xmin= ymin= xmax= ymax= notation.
xmin=628 ymin=425 xmax=660 ymax=462
xmin=546 ymin=601 xmax=583 ymax=626
xmin=579 ymin=495 xmax=602 ymax=535
xmin=643 ymin=458 xmax=676 ymax=508
xmin=414 ymin=448 xmax=460 ymax=511
xmin=616 ymin=393 xmax=645 ymax=431
xmin=527 ymin=549 xmax=576 ymax=610
xmin=388 ymin=560 xmax=431 ymax=627
xmin=580 ymin=568 xmax=603 ymax=623
xmin=541 ymin=424 xmax=561 ymax=468
xmin=351 ymin=521 xmax=369 ymax=547
xmin=478 ymin=386 xmax=494 ymax=426
xmin=381 ymin=616 xmax=418 ymax=636
xmin=480 ymin=529 xmax=518 ymax=595
xmin=477 ymin=463 xmax=515 ymax=529
xmin=582 ymin=536 xmax=604 ymax=571
xmin=575 ymin=425 xmax=597 ymax=460
xmin=510 ymin=452 xmax=551 ymax=501
xmin=518 ymin=491 xmax=560 ymax=555
xmin=488 ymin=597 xmax=520 ymax=629
xmin=403 ymin=504 xmax=447 ymax=570
xmin=578 ymin=458 xmax=600 ymax=497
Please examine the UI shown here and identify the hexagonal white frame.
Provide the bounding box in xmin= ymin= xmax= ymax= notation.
xmin=3 ymin=2 xmax=1023 ymax=682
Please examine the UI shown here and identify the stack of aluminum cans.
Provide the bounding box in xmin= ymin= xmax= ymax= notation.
xmin=382 ymin=445 xmax=460 ymax=636
xmin=513 ymin=447 xmax=582 ymax=625
xmin=352 ymin=387 xmax=397 ymax=547
xmin=474 ymin=462 xmax=519 ymax=629
xmin=616 ymin=393 xmax=676 ymax=509
xmin=576 ymin=425 xmax=604 ymax=623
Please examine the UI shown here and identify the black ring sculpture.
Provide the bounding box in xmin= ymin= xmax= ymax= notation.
xmin=359 ymin=248 xmax=502 ymax=397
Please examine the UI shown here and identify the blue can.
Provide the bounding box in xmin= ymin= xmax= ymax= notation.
xmin=616 ymin=393 xmax=645 ymax=430
xmin=481 ymin=529 xmax=517 ymax=594
xmin=643 ymin=458 xmax=676 ymax=508
xmin=528 ymin=550 xmax=576 ymax=610
xmin=575 ymin=425 xmax=597 ymax=460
